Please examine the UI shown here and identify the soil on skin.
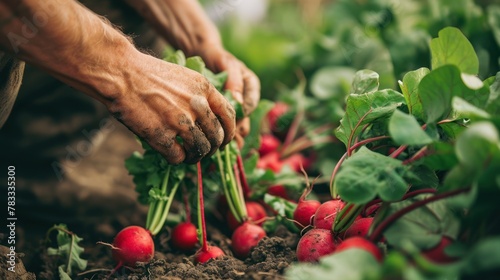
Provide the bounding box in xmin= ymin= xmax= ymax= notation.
xmin=32 ymin=224 xmax=298 ymax=280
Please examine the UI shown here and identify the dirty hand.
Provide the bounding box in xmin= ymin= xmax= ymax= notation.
xmin=107 ymin=52 xmax=236 ymax=164
xmin=198 ymin=47 xmax=261 ymax=143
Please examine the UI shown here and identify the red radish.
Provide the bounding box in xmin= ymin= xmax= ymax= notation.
xmin=335 ymin=237 xmax=383 ymax=262
xmin=343 ymin=217 xmax=373 ymax=239
xmin=195 ymin=162 xmax=225 ymax=264
xmin=195 ymin=245 xmax=225 ymax=263
xmin=296 ymin=229 xmax=337 ymax=262
xmin=171 ymin=222 xmax=199 ymax=251
xmin=422 ymin=236 xmax=456 ymax=263
xmin=282 ymin=153 xmax=310 ymax=172
xmin=313 ymin=200 xmax=345 ymax=230
xmin=267 ymin=185 xmax=289 ymax=199
xmin=294 ymin=200 xmax=321 ymax=229
xmin=267 ymin=102 xmax=290 ymax=134
xmin=257 ymin=151 xmax=283 ymax=173
xmin=227 ymin=201 xmax=267 ymax=231
xmin=111 ymin=226 xmax=154 ymax=267
xmin=231 ymin=222 xmax=267 ymax=258
xmin=259 ymin=134 xmax=281 ymax=157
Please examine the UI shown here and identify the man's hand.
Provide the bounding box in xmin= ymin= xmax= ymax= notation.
xmin=197 ymin=47 xmax=260 ymax=140
xmin=0 ymin=0 xmax=236 ymax=164
xmin=107 ymin=52 xmax=236 ymax=164
xmin=124 ymin=0 xmax=261 ymax=141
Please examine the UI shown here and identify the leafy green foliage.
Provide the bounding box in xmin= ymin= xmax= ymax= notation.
xmin=262 ymin=194 xmax=299 ymax=233
xmin=286 ymin=249 xmax=381 ymax=280
xmin=430 ymin=27 xmax=479 ymax=74
xmin=335 ymin=88 xmax=405 ymax=148
xmin=389 ymin=110 xmax=432 ymax=146
xmin=46 ymin=224 xmax=87 ymax=279
xmin=382 ymin=195 xmax=460 ymax=250
xmin=335 ymin=147 xmax=409 ymax=204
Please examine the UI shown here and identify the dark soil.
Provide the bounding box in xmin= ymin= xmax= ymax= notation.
xmin=26 ymin=222 xmax=298 ymax=280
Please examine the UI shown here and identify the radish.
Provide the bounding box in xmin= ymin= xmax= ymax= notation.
xmin=267 ymin=185 xmax=289 ymax=200
xmin=111 ymin=226 xmax=154 ymax=268
xmin=313 ymin=199 xmax=345 ymax=230
xmin=227 ymin=201 xmax=267 ymax=231
xmin=258 ymin=134 xmax=281 ymax=157
xmin=195 ymin=245 xmax=225 ymax=263
xmin=422 ymin=236 xmax=456 ymax=263
xmin=257 ymin=151 xmax=283 ymax=173
xmin=282 ymin=153 xmax=310 ymax=173
xmin=195 ymin=162 xmax=225 ymax=263
xmin=294 ymin=200 xmax=321 ymax=229
xmin=293 ymin=168 xmax=320 ymax=229
xmin=296 ymin=228 xmax=337 ymax=262
xmin=267 ymin=102 xmax=290 ymax=136
xmin=231 ymin=222 xmax=267 ymax=258
xmin=171 ymin=222 xmax=199 ymax=251
xmin=335 ymin=237 xmax=383 ymax=262
xmin=343 ymin=217 xmax=373 ymax=239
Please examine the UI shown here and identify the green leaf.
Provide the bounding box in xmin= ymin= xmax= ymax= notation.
xmin=335 ymin=147 xmax=409 ymax=204
xmin=399 ymin=67 xmax=429 ymax=121
xmin=422 ymin=142 xmax=458 ymax=171
xmin=462 ymin=237 xmax=500 ymax=276
xmin=430 ymin=27 xmax=479 ymax=75
xmin=164 ymin=50 xmax=186 ymax=66
xmin=488 ymin=6 xmax=500 ymax=46
xmin=444 ymin=122 xmax=500 ymax=189
xmin=486 ymin=72 xmax=500 ymax=115
xmin=185 ymin=56 xmax=205 ymax=73
xmin=418 ymin=65 xmax=489 ymax=123
xmin=406 ymin=165 xmax=439 ymax=189
xmin=451 ymin=96 xmax=490 ymax=120
xmin=47 ymin=224 xmax=87 ymax=276
xmin=58 ymin=266 xmax=72 ymax=280
xmin=263 ymin=194 xmax=299 ymax=233
xmin=455 ymin=122 xmax=500 ymax=170
xmin=310 ymin=66 xmax=356 ymax=100
xmin=285 ymin=249 xmax=381 ymax=280
xmin=384 ymin=196 xmax=460 ymax=250
xmin=389 ymin=110 xmax=432 ymax=146
xmin=335 ymin=89 xmax=405 ymax=148
xmin=350 ymin=69 xmax=380 ymax=95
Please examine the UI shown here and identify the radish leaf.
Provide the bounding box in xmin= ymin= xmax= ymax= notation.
xmin=399 ymin=67 xmax=429 ymax=121
xmin=350 ymin=69 xmax=379 ymax=95
xmin=430 ymin=27 xmax=479 ymax=75
xmin=383 ymin=195 xmax=460 ymax=250
xmin=335 ymin=147 xmax=410 ymax=204
xmin=285 ymin=249 xmax=381 ymax=280
xmin=389 ymin=110 xmax=432 ymax=146
xmin=46 ymin=224 xmax=87 ymax=278
xmin=335 ymin=89 xmax=405 ymax=148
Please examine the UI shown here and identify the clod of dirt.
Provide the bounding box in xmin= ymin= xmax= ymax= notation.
xmin=0 ymin=245 xmax=36 ymax=280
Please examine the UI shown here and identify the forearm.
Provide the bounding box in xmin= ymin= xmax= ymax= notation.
xmin=0 ymin=0 xmax=137 ymax=104
xmin=124 ymin=0 xmax=222 ymax=56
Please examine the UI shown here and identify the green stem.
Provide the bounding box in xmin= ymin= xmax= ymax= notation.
xmin=145 ymin=201 xmax=157 ymax=230
xmin=147 ymin=166 xmax=171 ymax=235
xmin=216 ymin=150 xmax=238 ymax=221
xmin=333 ymin=203 xmax=363 ymax=233
xmin=225 ymin=146 xmax=247 ymax=220
xmin=149 ymin=180 xmax=181 ymax=236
